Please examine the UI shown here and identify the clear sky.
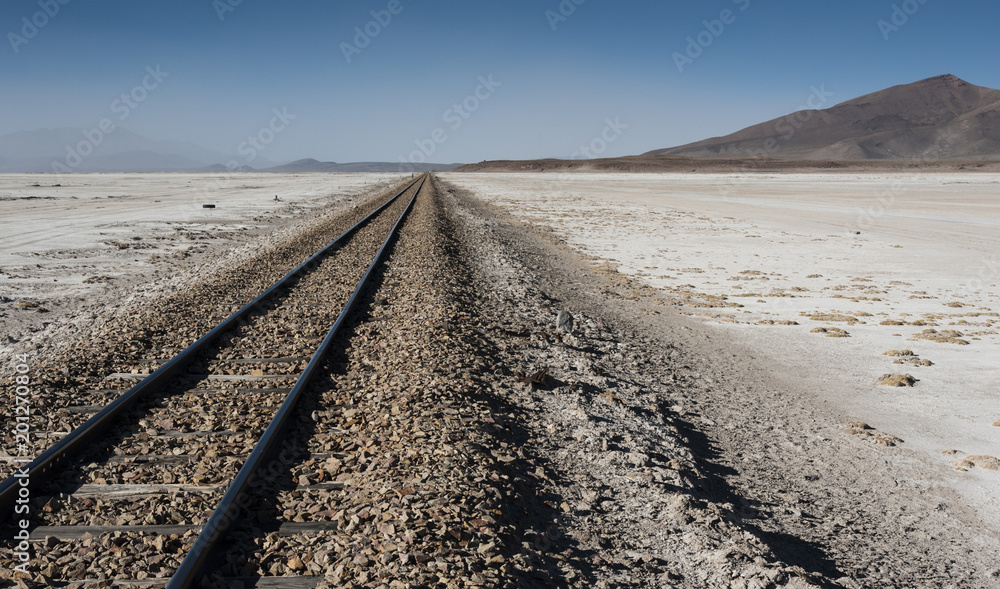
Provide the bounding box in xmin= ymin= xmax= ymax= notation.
xmin=2 ymin=0 xmax=998 ymax=164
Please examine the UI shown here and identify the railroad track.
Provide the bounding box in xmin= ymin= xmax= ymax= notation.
xmin=0 ymin=174 xmax=428 ymax=587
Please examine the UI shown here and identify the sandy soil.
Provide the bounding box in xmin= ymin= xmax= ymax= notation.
xmin=0 ymin=173 xmax=407 ymax=357
xmin=443 ymin=171 xmax=1000 ymax=528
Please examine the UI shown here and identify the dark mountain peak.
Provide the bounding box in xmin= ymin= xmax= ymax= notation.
xmin=647 ymin=75 xmax=1000 ymax=160
xmin=921 ymin=73 xmax=965 ymax=85
xmin=843 ymin=74 xmax=994 ymax=104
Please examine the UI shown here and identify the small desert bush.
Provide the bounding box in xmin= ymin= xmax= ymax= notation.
xmin=878 ymin=374 xmax=917 ymax=387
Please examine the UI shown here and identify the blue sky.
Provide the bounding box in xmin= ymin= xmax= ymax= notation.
xmin=2 ymin=0 xmax=998 ymax=164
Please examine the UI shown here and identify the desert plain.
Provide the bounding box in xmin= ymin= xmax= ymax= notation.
xmin=445 ymin=171 xmax=1000 ymax=525
xmin=1 ymin=170 xmax=999 ymax=586
xmin=0 ymin=172 xmax=400 ymax=350
xmin=4 ymin=171 xmax=999 ymax=514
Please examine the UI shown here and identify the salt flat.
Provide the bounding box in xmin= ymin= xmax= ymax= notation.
xmin=0 ymin=173 xmax=402 ymax=347
xmin=445 ymin=171 xmax=1000 ymax=525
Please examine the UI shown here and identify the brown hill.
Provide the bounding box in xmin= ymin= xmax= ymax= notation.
xmin=646 ymin=75 xmax=1000 ymax=160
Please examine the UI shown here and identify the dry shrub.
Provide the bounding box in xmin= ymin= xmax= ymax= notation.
xmin=911 ymin=329 xmax=970 ymax=345
xmin=965 ymin=455 xmax=999 ymax=471
xmin=808 ymin=313 xmax=860 ymax=324
xmin=895 ymin=358 xmax=934 ymax=366
xmin=873 ymin=434 xmax=903 ymax=447
xmin=844 ymin=423 xmax=903 ymax=446
xmin=878 ymin=374 xmax=917 ymax=387
xmin=811 ymin=327 xmax=849 ymax=338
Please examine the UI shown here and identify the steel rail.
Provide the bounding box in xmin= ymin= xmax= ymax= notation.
xmin=165 ymin=176 xmax=425 ymax=589
xmin=0 ymin=175 xmax=423 ymax=511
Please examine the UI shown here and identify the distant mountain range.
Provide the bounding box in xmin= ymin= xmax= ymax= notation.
xmin=647 ymin=74 xmax=1000 ymax=160
xmin=0 ymin=127 xmax=277 ymax=173
xmin=0 ymin=128 xmax=460 ymax=173
xmin=265 ymin=159 xmax=461 ymax=173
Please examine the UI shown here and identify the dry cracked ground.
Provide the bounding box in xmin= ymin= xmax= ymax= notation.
xmin=2 ymin=175 xmax=999 ymax=588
